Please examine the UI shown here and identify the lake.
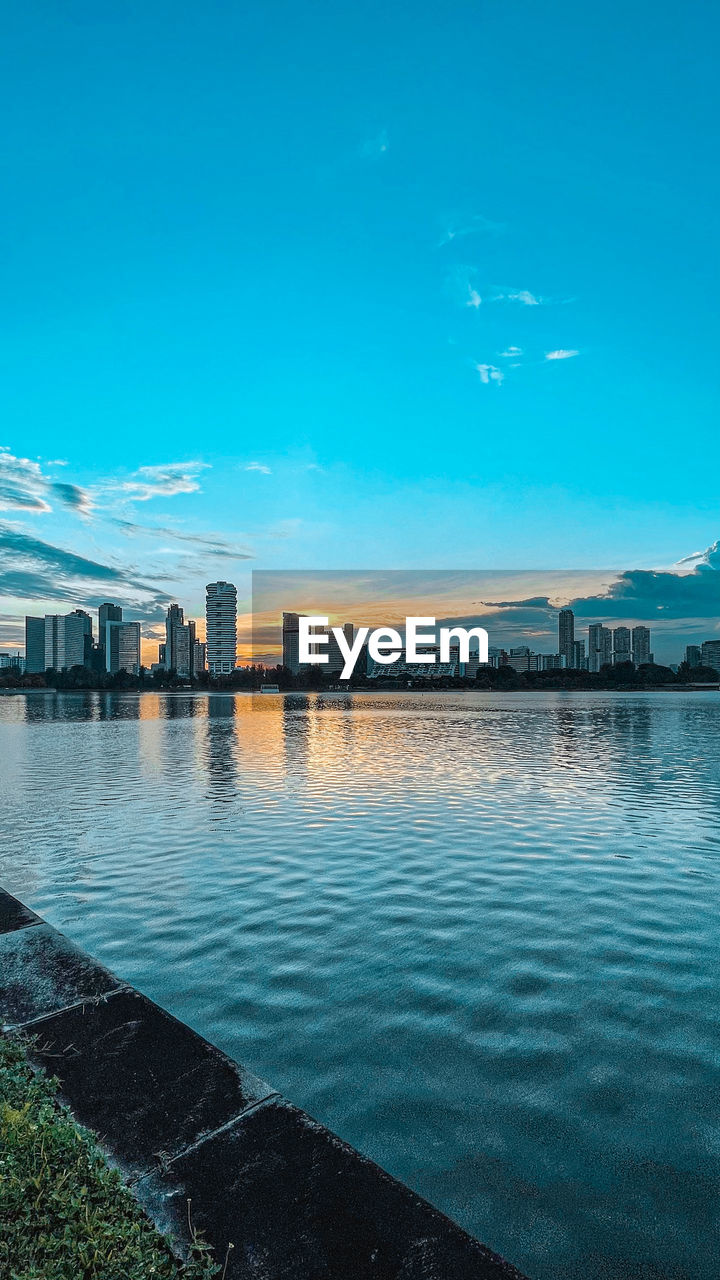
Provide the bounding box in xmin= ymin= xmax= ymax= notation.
xmin=1 ymin=690 xmax=718 ymax=1279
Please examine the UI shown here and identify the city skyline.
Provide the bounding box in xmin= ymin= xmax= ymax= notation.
xmin=10 ymin=589 xmax=720 ymax=678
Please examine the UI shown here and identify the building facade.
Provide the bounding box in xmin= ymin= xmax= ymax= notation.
xmin=105 ymin=621 xmax=141 ymax=675
xmin=44 ymin=614 xmax=86 ymax=670
xmin=163 ymin=603 xmax=198 ymax=677
xmin=701 ymin=640 xmax=720 ymax=673
xmin=632 ymin=626 xmax=651 ymax=666
xmin=588 ymin=624 xmax=612 ymax=672
xmin=205 ymin=581 xmax=237 ymax=675
xmin=612 ymin=626 xmax=632 ymax=665
xmin=572 ymin=639 xmax=587 ymax=670
xmin=69 ymin=609 xmax=94 ymax=665
xmin=558 ymin=609 xmax=575 ymax=668
xmin=193 ymin=640 xmax=207 ymax=674
xmin=282 ymin=612 xmax=301 ymax=673
xmin=97 ymin=603 xmax=122 ymax=668
xmin=25 ymin=616 xmax=46 ymax=673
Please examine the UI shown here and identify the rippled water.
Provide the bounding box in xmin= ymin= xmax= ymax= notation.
xmin=1 ymin=690 xmax=718 ymax=1278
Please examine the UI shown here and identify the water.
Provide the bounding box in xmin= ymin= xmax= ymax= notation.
xmin=1 ymin=690 xmax=718 ymax=1279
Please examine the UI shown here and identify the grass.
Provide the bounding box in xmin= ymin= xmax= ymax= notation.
xmin=0 ymin=1035 xmax=219 ymax=1280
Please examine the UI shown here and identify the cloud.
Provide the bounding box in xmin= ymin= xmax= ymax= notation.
xmin=0 ymin=522 xmax=171 ymax=616
xmin=118 ymin=461 xmax=209 ymax=502
xmin=469 ymin=541 xmax=720 ymax=656
xmin=0 ymin=448 xmax=93 ymax=516
xmin=113 ymin=518 xmax=253 ymax=561
xmin=565 ymin=543 xmax=720 ymax=623
xmin=360 ymin=129 xmax=389 ymax=158
xmin=475 ymin=363 xmax=504 ymax=386
xmin=50 ymin=482 xmax=94 ymax=515
xmin=449 ymin=271 xmax=546 ymax=311
xmin=0 ymin=450 xmax=52 ymax=513
xmin=439 ymin=214 xmax=504 ymax=246
xmin=500 ymin=346 xmax=523 ymax=359
xmin=480 ymin=596 xmax=554 ymax=610
xmin=545 ymin=349 xmax=579 ymax=360
xmin=506 ymin=290 xmax=541 ymax=306
xmin=245 ymin=462 xmax=272 ymax=475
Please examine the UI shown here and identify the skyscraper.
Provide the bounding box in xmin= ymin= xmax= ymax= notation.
xmin=632 ymin=626 xmax=651 ymax=667
xmin=701 ymin=640 xmax=720 ymax=674
xmin=588 ymin=624 xmax=612 ymax=672
xmin=572 ymin=639 xmax=586 ymax=670
xmin=193 ymin=639 xmax=207 ymax=674
xmin=282 ymin=612 xmax=301 ymax=674
xmin=44 ymin=614 xmax=85 ymax=670
xmin=558 ymin=609 xmax=575 ymax=668
xmin=685 ymin=645 xmax=701 ymax=668
xmin=612 ymin=626 xmax=632 ymax=665
xmin=105 ymin=621 xmax=141 ymax=675
xmin=205 ymin=582 xmax=237 ymax=675
xmin=163 ymin=603 xmax=196 ymax=676
xmin=68 ymin=609 xmax=94 ymax=665
xmin=25 ymin=616 xmax=46 ymax=673
xmin=97 ymin=603 xmax=122 ymax=669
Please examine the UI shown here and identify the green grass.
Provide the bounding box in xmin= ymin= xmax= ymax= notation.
xmin=0 ymin=1035 xmax=219 ymax=1280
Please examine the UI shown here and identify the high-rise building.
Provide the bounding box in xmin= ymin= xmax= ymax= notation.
xmin=701 ymin=641 xmax=720 ymax=674
xmin=44 ymin=614 xmax=85 ymax=670
xmin=105 ymin=621 xmax=141 ymax=675
xmin=612 ymin=626 xmax=632 ymax=665
xmin=632 ymin=626 xmax=651 ymax=667
xmin=558 ymin=609 xmax=575 ymax=668
xmin=327 ymin=622 xmax=354 ymax=676
xmin=588 ymin=624 xmax=612 ymax=672
xmin=163 ymin=603 xmax=197 ymax=677
xmin=97 ymin=603 xmax=122 ymax=669
xmin=206 ymin=582 xmax=238 ymax=675
xmin=68 ymin=609 xmax=94 ymax=665
xmin=685 ymin=645 xmax=702 ymax=668
xmin=282 ymin=612 xmax=301 ymax=674
xmin=25 ymin=616 xmax=46 ymax=673
xmin=572 ymin=639 xmax=586 ymax=670
xmin=193 ymin=640 xmax=207 ymax=674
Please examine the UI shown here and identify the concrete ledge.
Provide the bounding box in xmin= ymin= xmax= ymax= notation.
xmin=21 ymin=988 xmax=277 ymax=1182
xmin=0 ymin=888 xmax=529 ymax=1279
xmin=135 ymin=1097 xmax=526 ymax=1280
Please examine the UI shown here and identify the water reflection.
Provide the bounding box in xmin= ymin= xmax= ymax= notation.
xmin=1 ymin=690 xmax=719 ymax=1279
xmin=203 ymin=697 xmax=239 ymax=815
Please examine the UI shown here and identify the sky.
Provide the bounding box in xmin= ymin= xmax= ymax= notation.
xmin=2 ymin=2 xmax=719 ymax=662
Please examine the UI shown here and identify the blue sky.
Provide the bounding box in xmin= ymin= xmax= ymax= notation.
xmin=2 ymin=2 xmax=719 ymax=655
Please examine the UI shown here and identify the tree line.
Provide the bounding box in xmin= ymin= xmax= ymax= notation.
xmin=0 ymin=659 xmax=717 ymax=692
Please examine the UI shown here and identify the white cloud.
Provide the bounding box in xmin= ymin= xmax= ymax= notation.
xmin=118 ymin=461 xmax=209 ymax=502
xmin=490 ymin=288 xmax=543 ymax=306
xmin=0 ymin=448 xmax=93 ymax=516
xmin=500 ymin=346 xmax=523 ymax=358
xmin=545 ymin=349 xmax=579 ymax=360
xmin=507 ymin=290 xmax=541 ymax=306
xmin=245 ymin=462 xmax=272 ymax=475
xmin=466 ymin=286 xmax=482 ymax=309
xmin=475 ymin=363 xmax=504 ymax=386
